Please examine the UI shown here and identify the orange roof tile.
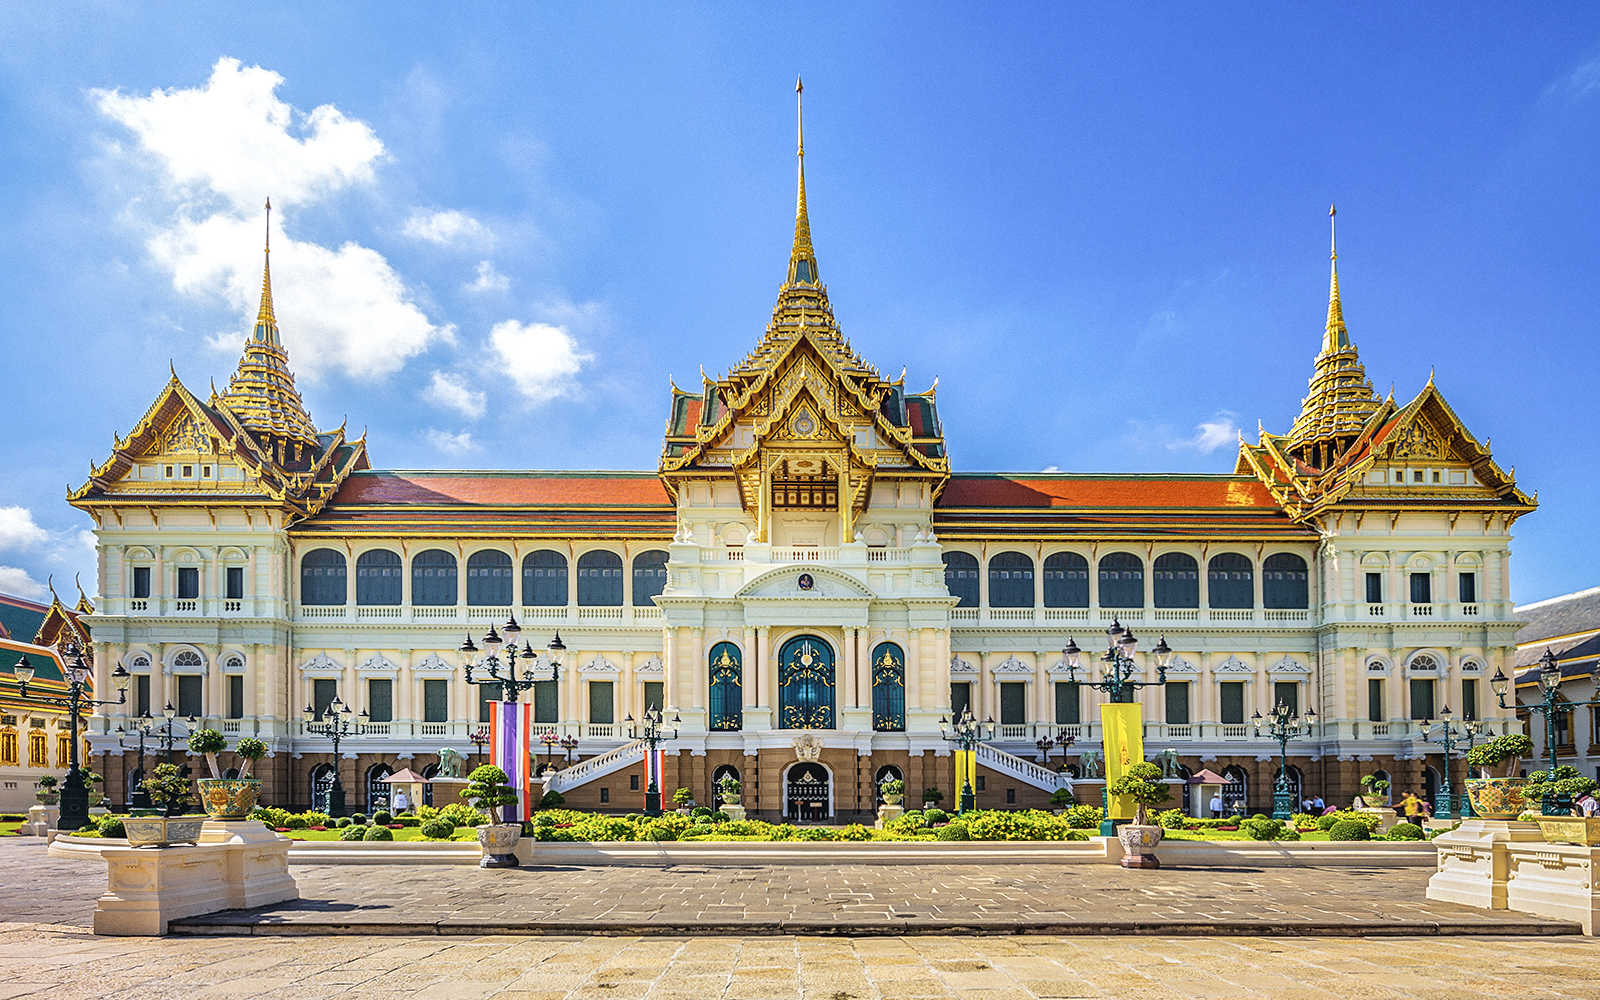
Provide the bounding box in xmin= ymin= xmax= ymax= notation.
xmin=938 ymin=475 xmax=1281 ymax=510
xmin=327 ymin=471 xmax=672 ymax=507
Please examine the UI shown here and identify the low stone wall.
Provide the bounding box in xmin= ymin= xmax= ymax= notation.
xmin=50 ymin=834 xmax=482 ymax=867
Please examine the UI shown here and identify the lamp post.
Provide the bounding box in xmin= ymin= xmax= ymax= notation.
xmin=1060 ymin=622 xmax=1176 ymax=835
xmin=468 ymin=726 xmax=491 ymax=763
xmin=149 ymin=702 xmax=199 ymax=766
xmin=115 ymin=713 xmax=158 ymax=810
xmin=1491 ymin=648 xmax=1600 ymax=815
xmin=460 ymin=619 xmax=566 ymax=703
xmin=1252 ymin=700 xmax=1316 ymax=821
xmin=624 ymin=707 xmax=678 ymax=816
xmin=302 ymin=695 xmax=367 ymax=817
xmin=938 ymin=707 xmax=994 ymax=815
xmin=560 ymin=735 xmax=579 ymax=766
xmin=12 ymin=642 xmax=131 ymax=832
xmin=1420 ymin=706 xmax=1483 ymax=821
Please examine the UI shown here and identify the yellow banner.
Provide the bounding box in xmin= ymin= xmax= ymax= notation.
xmin=955 ymin=749 xmax=976 ymax=798
xmin=1100 ymin=703 xmax=1144 ymax=819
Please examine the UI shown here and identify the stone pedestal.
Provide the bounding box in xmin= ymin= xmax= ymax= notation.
xmin=1427 ymin=819 xmax=1546 ymax=910
xmin=721 ymin=804 xmax=746 ymax=822
xmin=428 ymin=778 xmax=471 ymax=809
xmin=1357 ymin=806 xmax=1399 ymax=834
xmin=875 ymin=804 xmax=904 ymax=830
xmin=1505 ymin=842 xmax=1600 ymax=934
xmin=23 ymin=804 xmax=58 ymax=836
xmin=93 ymin=820 xmax=298 ymax=936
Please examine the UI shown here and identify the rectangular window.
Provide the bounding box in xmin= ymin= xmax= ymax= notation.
xmin=1459 ymin=572 xmax=1476 ymax=604
xmin=1005 ymin=788 xmax=1016 ymax=804
xmin=533 ymin=681 xmax=558 ymax=724
xmin=0 ymin=731 xmax=16 ymax=766
xmin=1410 ymin=573 xmax=1431 ymax=604
xmin=477 ymin=682 xmax=503 ymax=723
xmin=643 ymin=681 xmax=664 ymax=715
xmin=423 ymin=679 xmax=449 ymax=723
xmin=976 ymin=776 xmax=986 ymax=792
xmin=132 ymin=567 xmax=151 ymax=599
xmin=368 ymin=679 xmax=393 ymax=723
xmin=227 ymin=675 xmax=245 ymax=720
xmin=226 ymin=567 xmax=245 ymax=600
xmin=177 ymin=675 xmax=203 ymax=718
xmin=999 ymin=683 xmax=1026 ymax=726
xmin=599 ymin=787 xmax=610 ymax=804
xmin=1369 ymin=678 xmax=1384 ymax=722
xmin=1165 ymin=682 xmax=1190 ymax=725
xmin=1365 ymin=572 xmax=1383 ymax=604
xmin=1273 ymin=682 xmax=1298 ymax=717
xmin=314 ymin=678 xmax=339 ymax=718
xmin=1055 ymin=682 xmax=1080 ymax=725
xmin=29 ymin=732 xmax=47 ymax=767
xmin=177 ymin=567 xmax=199 ymax=600
xmin=630 ymin=774 xmax=640 ymax=791
xmin=1409 ymin=678 xmax=1435 ymax=721
xmin=589 ymin=682 xmax=615 ymax=725
xmin=135 ymin=674 xmax=151 ymax=717
xmin=1219 ymin=682 xmax=1245 ymax=725
xmin=950 ymin=682 xmax=972 ymax=720
xmin=1461 ymin=678 xmax=1478 ymax=722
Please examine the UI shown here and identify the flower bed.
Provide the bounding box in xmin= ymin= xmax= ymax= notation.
xmin=522 ymin=808 xmax=1096 ymax=843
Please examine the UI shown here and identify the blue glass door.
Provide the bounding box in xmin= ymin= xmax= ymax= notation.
xmin=778 ymin=635 xmax=835 ymax=729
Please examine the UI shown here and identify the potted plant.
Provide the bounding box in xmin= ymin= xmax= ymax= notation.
xmin=1049 ymin=787 xmax=1076 ymax=814
xmin=672 ymin=787 xmax=695 ymax=812
xmin=190 ymin=729 xmax=265 ymax=820
xmin=717 ymin=775 xmax=742 ymax=806
xmin=124 ymin=763 xmax=205 ymax=847
xmin=1523 ymin=766 xmax=1600 ymax=843
xmin=35 ymin=775 xmax=59 ymax=805
xmin=1465 ymin=733 xmax=1535 ymax=819
xmin=1107 ymin=762 xmax=1172 ymax=869
xmin=465 ymin=764 xmax=522 ymax=868
xmin=922 ymin=786 xmax=944 ymax=807
xmin=1357 ymin=774 xmax=1390 ymax=808
xmin=878 ymin=778 xmax=906 ymax=806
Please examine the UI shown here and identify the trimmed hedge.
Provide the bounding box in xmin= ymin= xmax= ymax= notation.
xmin=1328 ymin=820 xmax=1371 ymax=841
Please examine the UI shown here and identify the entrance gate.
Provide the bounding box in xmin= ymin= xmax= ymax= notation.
xmin=786 ymin=763 xmax=830 ymax=822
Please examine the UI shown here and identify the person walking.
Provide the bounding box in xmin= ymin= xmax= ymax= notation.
xmin=1399 ymin=790 xmax=1423 ymax=825
xmin=1577 ymin=791 xmax=1600 ymax=817
xmin=1209 ymin=792 xmax=1224 ymax=818
xmin=392 ymin=788 xmax=410 ymax=814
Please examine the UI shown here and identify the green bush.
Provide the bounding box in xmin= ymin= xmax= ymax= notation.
xmin=1316 ymin=813 xmax=1340 ymax=831
xmin=397 ymin=816 xmax=421 ymax=827
xmin=1387 ymin=822 xmax=1426 ymax=840
xmin=334 ymin=817 xmax=352 ymax=828
xmin=339 ymin=824 xmax=367 ymax=841
xmin=97 ymin=815 xmax=127 ymax=838
xmin=284 ymin=816 xmax=308 ymax=830
xmin=710 ymin=811 xmax=730 ymax=823
xmin=837 ymin=823 xmax=873 ymax=841
xmin=1062 ymin=804 xmax=1105 ymax=829
xmin=372 ymin=810 xmax=394 ymax=826
xmin=438 ymin=803 xmax=488 ymax=828
xmin=1156 ymin=809 xmax=1187 ymax=830
xmin=421 ymin=817 xmax=455 ymax=839
xmin=537 ymin=790 xmax=564 ymax=810
xmin=1328 ymin=820 xmax=1371 ymax=841
xmin=300 ymin=811 xmax=331 ymax=828
xmin=885 ymin=810 xmax=927 ymax=836
xmin=71 ymin=828 xmax=102 ymax=838
xmin=1049 ymin=787 xmax=1076 ymax=807
xmin=1523 ymin=765 xmax=1600 ymax=807
xmin=363 ymin=825 xmax=394 ymax=841
xmin=1240 ymin=816 xmax=1286 ymax=841
xmin=922 ymin=786 xmax=944 ymax=805
xmin=690 ymin=805 xmax=713 ymax=818
xmin=0 ymin=813 xmax=26 ymax=822
xmin=351 ymin=813 xmax=367 ymax=825
xmin=922 ymin=808 xmax=950 ymax=827
xmin=1278 ymin=827 xmax=1302 ymax=841
xmin=936 ymin=822 xmax=970 ymax=841
xmin=1291 ymin=812 xmax=1318 ymax=829
xmin=796 ymin=828 xmax=834 ymax=841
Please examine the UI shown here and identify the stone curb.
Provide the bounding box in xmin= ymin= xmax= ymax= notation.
xmin=168 ymin=917 xmax=1581 ymax=938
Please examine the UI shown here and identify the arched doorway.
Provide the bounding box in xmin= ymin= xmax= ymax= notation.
xmin=873 ymin=764 xmax=904 ymax=804
xmin=422 ymin=763 xmax=440 ymax=807
xmin=310 ymin=763 xmax=335 ymax=813
xmin=1423 ymin=765 xmax=1441 ymax=810
xmin=778 ymin=636 xmax=835 ymax=730
xmin=1221 ymin=765 xmax=1248 ymax=815
xmin=127 ymin=767 xmax=145 ymax=808
xmin=785 ymin=763 xmax=831 ymax=822
xmin=366 ymin=763 xmax=393 ymax=813
xmin=1176 ymin=764 xmax=1193 ymax=813
xmin=1370 ymin=768 xmax=1393 ymax=805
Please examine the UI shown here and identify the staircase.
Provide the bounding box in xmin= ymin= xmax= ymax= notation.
xmin=976 ymin=743 xmax=1072 ymax=792
xmin=543 ymin=739 xmax=647 ymax=795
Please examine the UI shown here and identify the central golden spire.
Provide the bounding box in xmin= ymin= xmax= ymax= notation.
xmin=788 ymin=76 xmax=818 ymax=286
xmin=1323 ymin=203 xmax=1348 ymax=354
xmin=254 ymin=197 xmax=279 ymax=345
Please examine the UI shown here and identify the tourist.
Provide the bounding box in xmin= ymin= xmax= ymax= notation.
xmin=392 ymin=788 xmax=410 ymax=814
xmin=1208 ymin=792 xmax=1224 ymax=818
xmin=1312 ymin=795 xmax=1325 ymax=811
xmin=1577 ymin=791 xmax=1600 ymax=817
xmin=1399 ymin=790 xmax=1423 ymax=825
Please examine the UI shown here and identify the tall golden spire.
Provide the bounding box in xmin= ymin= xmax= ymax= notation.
xmin=1323 ymin=203 xmax=1348 ymax=354
xmin=254 ymin=198 xmax=280 ymax=346
xmin=788 ymin=76 xmax=818 ymax=286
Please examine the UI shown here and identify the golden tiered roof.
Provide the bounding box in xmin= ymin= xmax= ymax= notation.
xmin=1284 ymin=205 xmax=1380 ymax=470
xmin=216 ymin=200 xmax=321 ymax=465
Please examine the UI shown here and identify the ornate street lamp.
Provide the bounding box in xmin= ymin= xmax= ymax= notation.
xmin=1061 ymin=622 xmax=1175 ymax=834
xmin=1420 ymin=705 xmax=1484 ymax=821
xmin=115 ymin=712 xmax=160 ymax=810
xmin=302 ymin=694 xmax=367 ymax=817
xmin=1491 ymin=648 xmax=1600 ymax=815
xmin=468 ymin=726 xmax=491 ymax=763
xmin=13 ymin=642 xmax=131 ymax=832
xmin=460 ymin=618 xmax=565 ymax=702
xmin=625 ymin=707 xmax=678 ymax=816
xmin=560 ymin=735 xmax=580 ymax=766
xmin=939 ymin=706 xmax=995 ymax=815
xmin=146 ymin=702 xmax=200 ymax=766
xmin=1253 ymin=700 xmax=1316 ymax=820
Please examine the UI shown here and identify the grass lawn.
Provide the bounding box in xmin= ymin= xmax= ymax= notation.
xmin=269 ymin=825 xmax=475 ymax=843
xmin=1160 ymin=828 xmax=1331 ymax=842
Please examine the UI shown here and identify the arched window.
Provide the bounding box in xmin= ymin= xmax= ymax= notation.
xmin=708 ymin=642 xmax=743 ymax=732
xmin=711 ymin=764 xmax=740 ymax=788
xmin=355 ymin=549 xmax=402 ymax=606
xmin=632 ymin=550 xmax=669 ymax=606
xmin=310 ymin=763 xmax=336 ymax=813
xmin=411 ymin=550 xmax=458 ymax=606
xmin=577 ymin=551 xmax=623 ymax=606
xmin=873 ymin=764 xmax=904 ymax=802
xmin=870 ymin=642 xmax=906 ymax=732
xmin=1207 ymin=553 xmax=1254 ymax=609
xmin=1221 ymin=764 xmax=1249 ymax=814
xmin=778 ymin=635 xmax=835 ymax=730
xmin=987 ymin=552 xmax=1035 ymax=608
xmin=1153 ymin=553 xmax=1199 ymax=608
xmin=1369 ymin=768 xmax=1392 ymax=805
xmin=1098 ymin=552 xmax=1144 ymax=608
xmin=521 ymin=550 xmax=568 ymax=606
xmin=942 ymin=552 xmax=979 ymax=608
xmin=1262 ymin=553 xmax=1309 ymax=609
xmin=173 ymin=650 xmax=203 ymax=669
xmin=466 ymin=550 xmax=513 ymax=606
xmin=366 ymin=763 xmax=393 ymax=812
xmin=1043 ymin=552 xmax=1089 ymax=608
xmin=300 ymin=549 xmax=347 ymax=605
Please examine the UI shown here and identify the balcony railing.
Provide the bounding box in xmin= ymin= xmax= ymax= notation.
xmin=294 ymin=604 xmax=665 ymax=626
xmin=1221 ymin=724 xmax=1250 ymax=739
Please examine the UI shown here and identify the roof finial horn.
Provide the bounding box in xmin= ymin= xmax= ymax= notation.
xmin=1322 ymin=202 xmax=1348 ymax=355
xmin=787 ymin=76 xmax=817 ymax=286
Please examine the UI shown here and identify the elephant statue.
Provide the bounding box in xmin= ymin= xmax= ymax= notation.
xmin=437 ymin=747 xmax=467 ymax=779
xmin=1152 ymin=748 xmax=1181 ymax=778
xmin=1077 ymin=749 xmax=1101 ymax=778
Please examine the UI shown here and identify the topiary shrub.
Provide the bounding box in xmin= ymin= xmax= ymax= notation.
xmin=397 ymin=815 xmax=421 ymax=827
xmin=372 ymin=810 xmax=394 ymax=826
xmin=339 ymin=824 xmax=367 ymax=841
xmin=351 ymin=813 xmax=367 ymax=825
xmin=1387 ymin=822 xmax=1426 ymax=840
xmin=1049 ymin=787 xmax=1076 ymax=808
xmin=1063 ymin=804 xmax=1105 ymax=829
xmin=922 ymin=808 xmax=950 ymax=827
xmin=537 ymin=790 xmax=564 ymax=810
xmin=1328 ymin=819 xmax=1371 ymax=841
xmin=363 ymin=825 xmax=394 ymax=841
xmin=1107 ymin=762 xmax=1172 ymax=825
xmin=837 ymin=823 xmax=873 ymax=841
xmin=936 ymin=822 xmax=970 ymax=841
xmin=710 ymin=811 xmax=730 ymax=823
xmin=334 ymin=817 xmax=352 ymax=828
xmin=284 ymin=816 xmax=308 ymax=830
xmin=1240 ymin=816 xmax=1286 ymax=841
xmin=691 ymin=805 xmax=713 ymax=819
xmin=1277 ymin=827 xmax=1302 ymax=841
xmin=1156 ymin=809 xmax=1187 ymax=830
xmin=421 ymin=817 xmax=455 ymax=839
xmin=188 ymin=727 xmax=229 ymax=778
xmin=97 ymin=815 xmax=127 ymax=838
xmin=1316 ymin=813 xmax=1340 ymax=831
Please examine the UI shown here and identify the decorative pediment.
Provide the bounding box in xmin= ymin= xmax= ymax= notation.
xmin=414 ymin=653 xmax=454 ymax=672
xmin=300 ymin=653 xmax=341 ymax=674
xmin=950 ymin=655 xmax=978 ymax=676
xmin=358 ymin=654 xmax=398 ymax=674
xmin=737 ymin=565 xmax=874 ymax=600
xmin=1268 ymin=657 xmax=1310 ymax=675
xmin=1213 ymin=657 xmax=1254 ymax=674
xmin=581 ymin=655 xmax=618 ymax=676
xmin=993 ymin=656 xmax=1033 ymax=674
xmin=1166 ymin=656 xmax=1199 ymax=675
xmin=635 ymin=656 xmax=664 ymax=675
xmin=1046 ymin=659 xmax=1075 ymax=677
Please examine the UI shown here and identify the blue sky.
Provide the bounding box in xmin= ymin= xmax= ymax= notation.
xmin=0 ymin=4 xmax=1596 ymax=604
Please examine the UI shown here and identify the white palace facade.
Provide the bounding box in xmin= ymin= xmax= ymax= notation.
xmin=71 ymin=120 xmax=1537 ymax=820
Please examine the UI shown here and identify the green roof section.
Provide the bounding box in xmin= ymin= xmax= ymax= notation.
xmin=0 ymin=594 xmax=47 ymax=644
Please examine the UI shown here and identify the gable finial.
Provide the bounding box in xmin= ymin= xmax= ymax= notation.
xmin=254 ymin=197 xmax=279 ymax=345
xmin=787 ymin=76 xmax=818 ymax=286
xmin=1323 ymin=202 xmax=1348 ymax=354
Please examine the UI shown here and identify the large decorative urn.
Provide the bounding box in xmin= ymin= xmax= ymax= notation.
xmin=196 ymin=778 xmax=263 ymax=820
xmin=1464 ymin=778 xmax=1530 ymax=820
xmin=123 ymin=815 xmax=206 ymax=848
xmin=477 ymin=823 xmax=522 ymax=868
xmin=1117 ymin=823 xmax=1164 ymax=869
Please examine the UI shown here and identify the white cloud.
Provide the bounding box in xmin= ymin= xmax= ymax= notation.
xmin=95 ymin=57 xmax=451 ymax=381
xmin=1040 ymin=465 xmax=1061 ymax=473
xmin=0 ymin=567 xmax=47 ymax=601
xmin=425 ymin=428 xmax=478 ymax=454
xmin=1170 ymin=412 xmax=1240 ymax=454
xmin=0 ymin=506 xmax=50 ymax=551
xmin=465 ymin=260 xmax=510 ymax=294
xmin=423 ymin=371 xmax=487 ymax=419
xmin=404 ymin=209 xmax=492 ymax=247
xmin=489 ymin=318 xmax=588 ymax=405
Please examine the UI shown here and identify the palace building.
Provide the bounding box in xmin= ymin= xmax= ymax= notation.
xmin=73 ymin=98 xmax=1537 ymax=820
